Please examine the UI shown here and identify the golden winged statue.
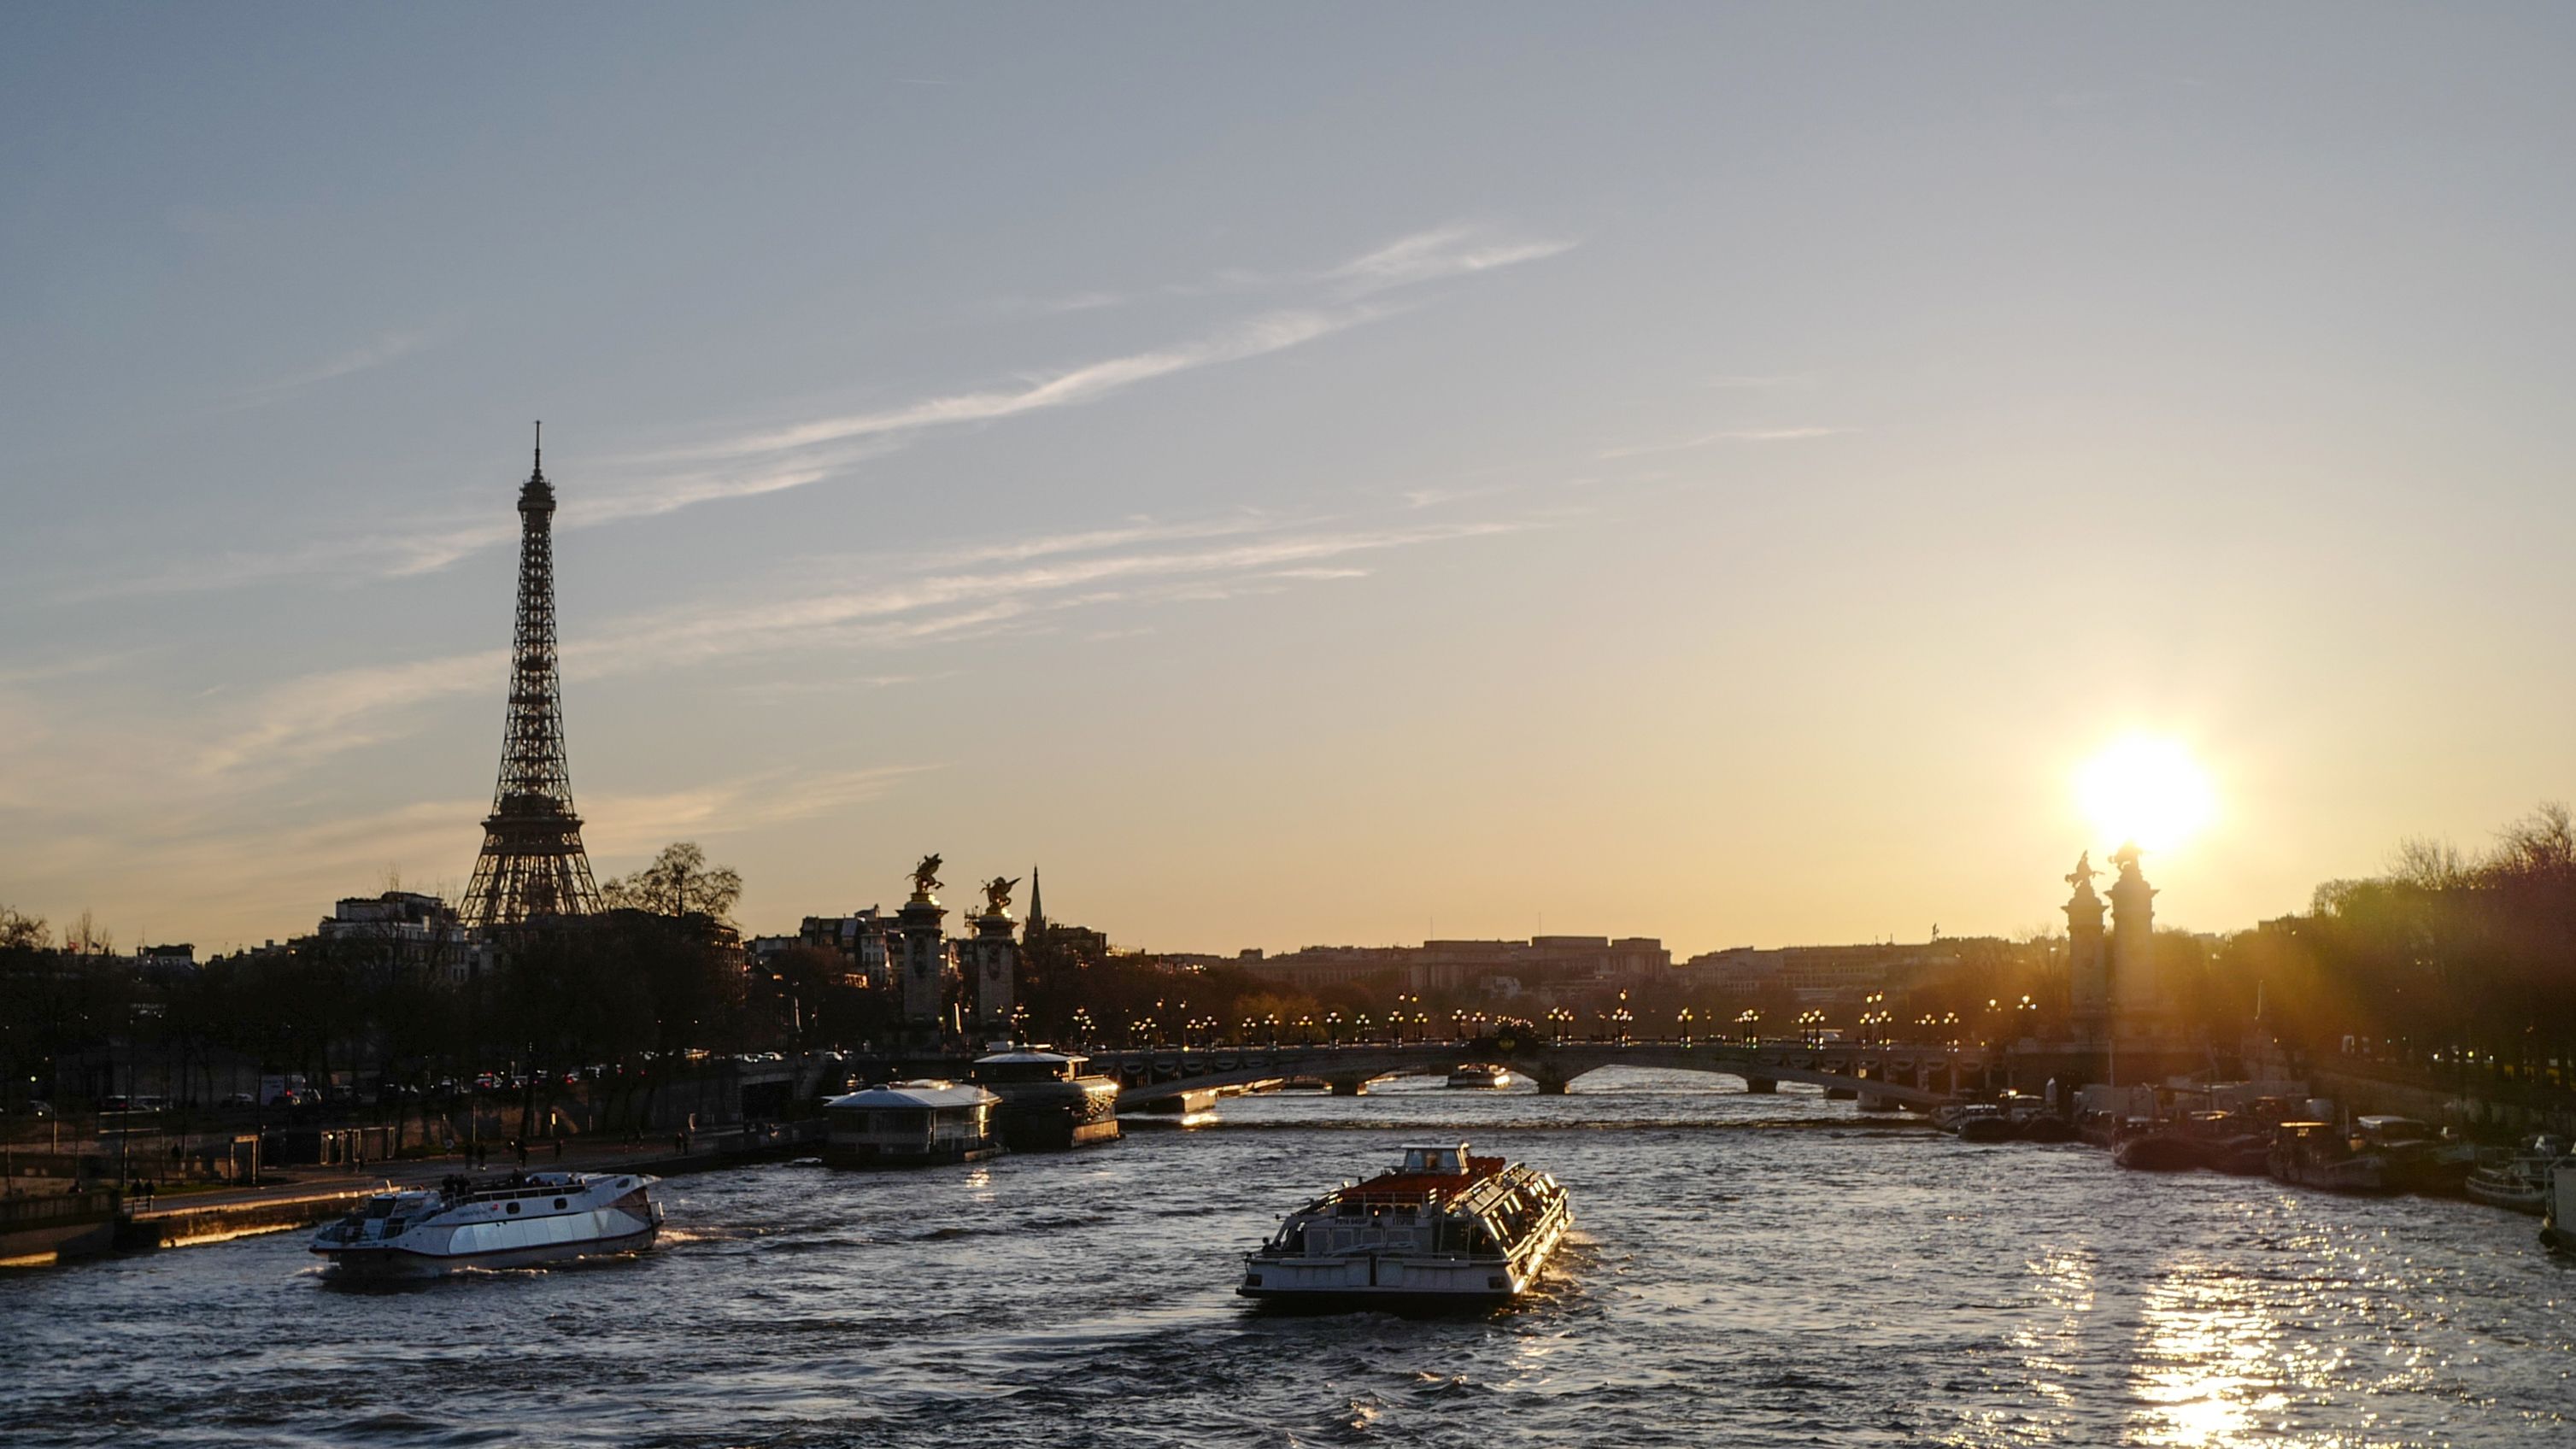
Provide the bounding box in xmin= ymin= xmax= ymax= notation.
xmin=982 ymin=875 xmax=1021 ymax=916
xmin=910 ymin=854 xmax=943 ymax=898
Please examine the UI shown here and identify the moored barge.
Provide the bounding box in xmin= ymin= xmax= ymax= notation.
xmin=970 ymin=1044 xmax=1121 ymax=1150
xmin=823 ymin=1080 xmax=1002 ymax=1166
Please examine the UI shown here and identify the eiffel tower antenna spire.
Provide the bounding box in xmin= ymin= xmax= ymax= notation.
xmin=461 ymin=426 xmax=601 ymax=927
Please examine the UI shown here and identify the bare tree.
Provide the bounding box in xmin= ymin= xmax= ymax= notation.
xmin=64 ymin=907 xmax=110 ymax=955
xmin=2388 ymin=836 xmax=2466 ymax=890
xmin=0 ymin=904 xmax=45 ymax=951
xmin=600 ymin=842 xmax=744 ymax=922
xmin=2486 ymin=801 xmax=2574 ymax=879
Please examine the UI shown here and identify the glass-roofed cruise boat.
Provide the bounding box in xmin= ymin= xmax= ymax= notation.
xmin=1240 ymin=1141 xmax=1572 ymax=1310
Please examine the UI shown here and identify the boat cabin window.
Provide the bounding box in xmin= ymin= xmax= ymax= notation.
xmin=1401 ymin=1145 xmax=1468 ymax=1174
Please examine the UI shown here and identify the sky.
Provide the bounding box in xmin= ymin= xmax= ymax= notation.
xmin=3 ymin=4 xmax=2573 ymax=959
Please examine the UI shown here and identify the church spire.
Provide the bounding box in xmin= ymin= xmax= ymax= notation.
xmin=1024 ymin=865 xmax=1044 ymax=931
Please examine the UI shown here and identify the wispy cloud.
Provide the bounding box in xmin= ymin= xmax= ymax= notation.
xmin=685 ymin=307 xmax=1381 ymax=464
xmin=1325 ymin=225 xmax=1576 ymax=294
xmin=113 ymin=221 xmax=1573 ymax=600
xmin=225 ymin=327 xmax=439 ymax=409
xmin=188 ymin=507 xmax=1546 ymax=776
xmin=1706 ymin=373 xmax=1816 ymax=389
xmin=977 ymin=290 xmax=1133 ymax=318
xmin=584 ymin=765 xmax=936 ymax=859
xmin=193 ymin=648 xmax=507 ymax=776
xmin=1597 ymin=426 xmax=1849 ymax=460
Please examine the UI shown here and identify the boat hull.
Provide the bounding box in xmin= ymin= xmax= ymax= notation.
xmin=1239 ymin=1241 xmax=1558 ymax=1309
xmin=2270 ymin=1154 xmax=2390 ymax=1194
xmin=315 ymin=1221 xmax=660 ymax=1279
xmin=2466 ymin=1172 xmax=2548 ymax=1215
xmin=2545 ymin=1164 xmax=2576 ymax=1252
xmin=820 ymin=1141 xmax=1003 ymax=1168
xmin=2115 ymin=1135 xmax=2199 ymax=1172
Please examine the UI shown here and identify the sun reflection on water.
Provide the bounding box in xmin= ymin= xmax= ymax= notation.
xmin=2014 ymin=1247 xmax=2097 ymax=1411
xmin=2132 ymin=1261 xmax=2289 ymax=1447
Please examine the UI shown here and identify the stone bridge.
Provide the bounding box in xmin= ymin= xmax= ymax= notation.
xmin=1085 ymin=1039 xmax=1995 ymax=1109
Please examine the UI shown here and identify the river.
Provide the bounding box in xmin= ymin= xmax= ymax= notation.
xmin=3 ymin=1068 xmax=2568 ymax=1447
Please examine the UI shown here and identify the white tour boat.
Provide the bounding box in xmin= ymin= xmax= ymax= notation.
xmin=1444 ymin=1063 xmax=1512 ymax=1089
xmin=309 ymin=1170 xmax=662 ymax=1278
xmin=1240 ymin=1141 xmax=1573 ymax=1309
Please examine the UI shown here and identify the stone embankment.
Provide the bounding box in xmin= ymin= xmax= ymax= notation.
xmin=2 ymin=1122 xmax=819 ymax=1270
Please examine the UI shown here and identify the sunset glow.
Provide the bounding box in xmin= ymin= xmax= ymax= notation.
xmin=2076 ymin=736 xmax=2217 ymax=854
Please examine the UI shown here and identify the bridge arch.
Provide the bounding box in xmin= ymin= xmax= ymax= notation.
xmin=1088 ymin=1041 xmax=1975 ymax=1110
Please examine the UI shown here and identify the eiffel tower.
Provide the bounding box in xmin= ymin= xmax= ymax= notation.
xmin=461 ymin=424 xmax=603 ymax=928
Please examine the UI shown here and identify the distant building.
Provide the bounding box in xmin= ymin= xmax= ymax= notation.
xmin=1240 ymin=936 xmax=1670 ymax=996
xmin=1682 ymin=941 xmax=1960 ymax=1004
xmin=796 ymin=906 xmax=900 ymax=988
xmin=134 ymin=943 xmax=197 ymax=981
xmin=315 ymin=890 xmax=482 ymax=983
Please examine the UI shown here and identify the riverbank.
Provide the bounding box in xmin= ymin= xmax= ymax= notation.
xmin=2 ymin=1122 xmax=821 ymax=1269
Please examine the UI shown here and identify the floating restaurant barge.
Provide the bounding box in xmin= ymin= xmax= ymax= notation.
xmin=971 ymin=1045 xmax=1121 ymax=1151
xmin=822 ymin=1080 xmax=1003 ymax=1166
xmin=1241 ymin=1142 xmax=1573 ymax=1309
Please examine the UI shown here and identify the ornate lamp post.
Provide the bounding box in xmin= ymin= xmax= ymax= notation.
xmin=1676 ymin=1006 xmax=1694 ymax=1046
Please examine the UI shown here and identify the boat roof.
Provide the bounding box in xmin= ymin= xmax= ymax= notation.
xmin=828 ymin=1080 xmax=998 ymax=1109
xmin=973 ymin=1048 xmax=1086 ymax=1065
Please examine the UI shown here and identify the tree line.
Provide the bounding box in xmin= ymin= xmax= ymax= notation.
xmin=8 ymin=807 xmax=2573 ymax=1112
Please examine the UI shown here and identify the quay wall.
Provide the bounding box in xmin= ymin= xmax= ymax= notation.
xmin=2309 ymin=1065 xmax=2576 ymax=1137
xmin=1 ymin=1189 xmax=120 ymax=1268
xmin=120 ymin=1186 xmax=386 ymax=1251
xmin=9 ymin=1121 xmax=823 ymax=1270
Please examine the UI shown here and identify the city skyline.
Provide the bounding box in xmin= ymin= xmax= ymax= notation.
xmin=6 ymin=7 xmax=2575 ymax=955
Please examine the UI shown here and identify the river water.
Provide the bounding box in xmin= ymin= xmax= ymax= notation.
xmin=3 ymin=1069 xmax=2569 ymax=1448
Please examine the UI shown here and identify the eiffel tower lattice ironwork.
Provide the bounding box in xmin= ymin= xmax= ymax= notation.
xmin=461 ymin=424 xmax=603 ymax=927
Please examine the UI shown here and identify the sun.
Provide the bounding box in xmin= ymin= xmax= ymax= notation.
xmin=2075 ymin=735 xmax=2216 ymax=854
